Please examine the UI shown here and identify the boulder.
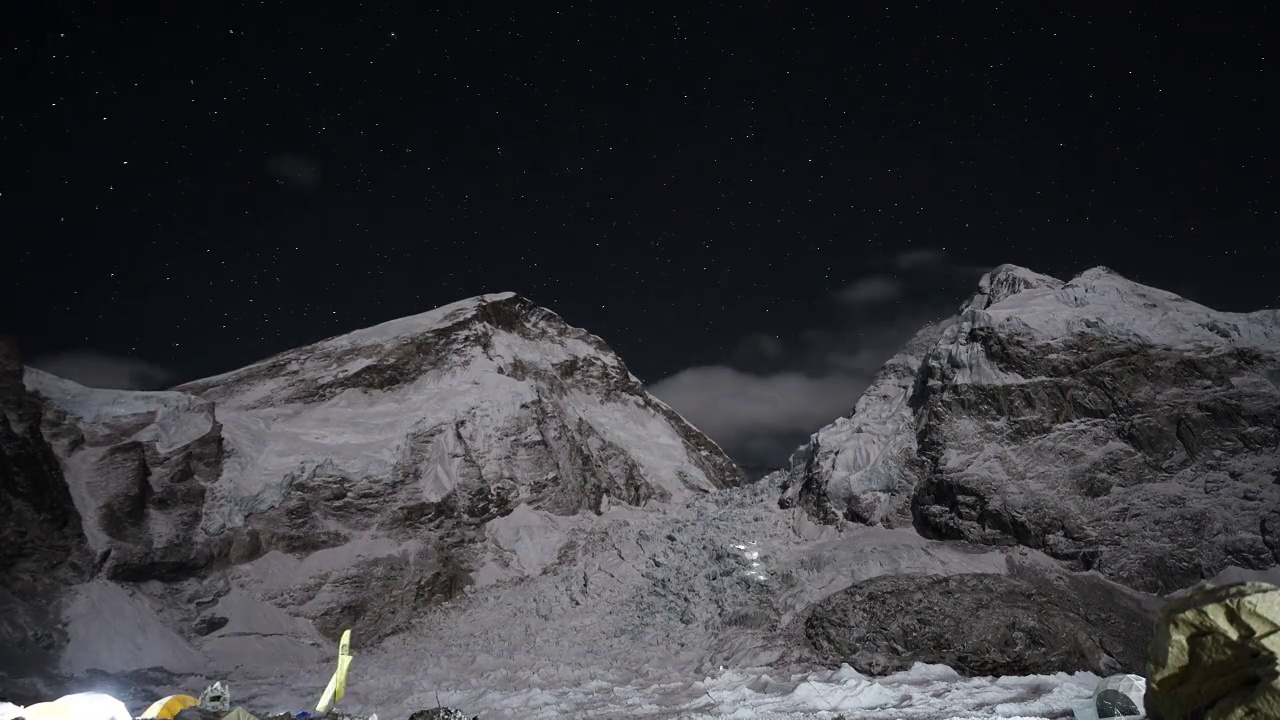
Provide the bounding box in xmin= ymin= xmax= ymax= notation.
xmin=1145 ymin=581 xmax=1280 ymax=719
xmin=804 ymin=559 xmax=1158 ymax=676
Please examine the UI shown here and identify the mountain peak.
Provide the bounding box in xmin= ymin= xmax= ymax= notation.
xmin=178 ymin=292 xmax=610 ymax=401
xmin=328 ymin=291 xmax=520 ymax=348
xmin=153 ymin=291 xmax=741 ymax=528
xmin=960 ymin=264 xmax=1064 ymax=313
xmin=787 ymin=262 xmax=1280 ymax=594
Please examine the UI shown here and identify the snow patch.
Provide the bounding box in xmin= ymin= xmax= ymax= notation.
xmin=246 ymin=658 xmax=1102 ymax=720
xmin=24 ymin=369 xmax=214 ymax=453
xmin=567 ymin=389 xmax=717 ymax=499
xmin=60 ymin=581 xmax=205 ymax=674
xmin=962 ymin=265 xmax=1280 ymax=350
xmin=325 ymin=293 xmax=516 ymax=348
xmin=232 ymin=536 xmax=412 ymax=594
xmin=485 ymin=504 xmax=568 ymax=577
xmin=1169 ymin=565 xmax=1280 ymax=598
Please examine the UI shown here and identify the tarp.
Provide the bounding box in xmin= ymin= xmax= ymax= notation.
xmin=141 ymin=695 xmax=199 ymax=719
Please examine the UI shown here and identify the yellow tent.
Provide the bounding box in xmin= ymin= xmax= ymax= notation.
xmin=141 ymin=695 xmax=199 ymax=720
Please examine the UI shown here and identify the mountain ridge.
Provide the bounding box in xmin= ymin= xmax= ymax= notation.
xmin=3 ymin=268 xmax=1273 ymax=715
xmin=783 ymin=263 xmax=1280 ymax=593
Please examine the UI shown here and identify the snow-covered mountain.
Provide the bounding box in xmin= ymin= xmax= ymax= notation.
xmin=783 ymin=264 xmax=1280 ymax=594
xmin=5 ymin=274 xmax=1272 ymax=717
xmin=1 ymin=294 xmax=745 ymax=696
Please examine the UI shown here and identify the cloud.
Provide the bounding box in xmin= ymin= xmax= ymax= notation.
xmin=650 ymin=247 xmax=990 ymax=470
xmin=892 ymin=248 xmax=992 ymax=279
xmin=649 ymin=322 xmax=925 ymax=469
xmin=30 ymin=351 xmax=174 ymax=390
xmin=650 ymin=367 xmax=868 ymax=470
xmin=652 ymin=367 xmax=866 ymax=440
xmin=835 ymin=275 xmax=902 ymax=306
xmin=894 ymin=248 xmax=949 ymax=270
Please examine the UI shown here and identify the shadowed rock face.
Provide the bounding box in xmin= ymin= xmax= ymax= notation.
xmin=786 ymin=265 xmax=1280 ymax=594
xmin=28 ymin=375 xmax=227 ymax=583
xmin=910 ymin=332 xmax=1280 ymax=594
xmin=803 ymin=560 xmax=1160 ymax=677
xmin=0 ymin=339 xmax=87 ymax=676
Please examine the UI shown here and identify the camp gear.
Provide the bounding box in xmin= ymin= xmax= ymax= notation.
xmin=199 ymin=683 xmax=231 ymax=713
xmin=142 ymin=695 xmax=200 ymax=719
xmin=316 ymin=629 xmax=353 ymax=714
xmin=1072 ymin=674 xmax=1145 ymax=720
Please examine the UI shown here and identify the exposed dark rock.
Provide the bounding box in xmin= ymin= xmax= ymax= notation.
xmin=0 ymin=338 xmax=88 ymax=677
xmin=191 ymin=613 xmax=230 ymax=636
xmin=304 ymin=548 xmax=475 ymax=643
xmin=908 ymin=332 xmax=1280 ymax=594
xmin=407 ymin=708 xmax=474 ymax=720
xmin=803 ymin=560 xmax=1159 ymax=677
xmin=788 ymin=265 xmax=1280 ymax=594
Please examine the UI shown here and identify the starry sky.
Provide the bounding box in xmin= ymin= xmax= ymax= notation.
xmin=5 ymin=4 xmax=1276 ymax=467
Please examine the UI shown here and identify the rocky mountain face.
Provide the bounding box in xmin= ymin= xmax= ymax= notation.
xmin=2 ymin=293 xmax=742 ymax=695
xmin=0 ymin=340 xmax=88 ymax=679
xmin=783 ymin=264 xmax=1280 ymax=594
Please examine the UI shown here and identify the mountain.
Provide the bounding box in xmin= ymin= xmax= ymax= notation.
xmin=6 ymin=273 xmax=1265 ymax=716
xmin=2 ymin=293 xmax=744 ymax=700
xmin=782 ymin=264 xmax=1280 ymax=594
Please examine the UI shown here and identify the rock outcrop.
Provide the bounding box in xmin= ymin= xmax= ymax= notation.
xmin=0 ymin=339 xmax=88 ymax=678
xmin=785 ymin=265 xmax=1280 ymax=594
xmin=25 ymin=371 xmax=226 ymax=582
xmin=1146 ymin=581 xmax=1280 ymax=719
xmin=803 ymin=559 xmax=1159 ymax=677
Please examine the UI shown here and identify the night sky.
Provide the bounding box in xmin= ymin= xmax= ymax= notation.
xmin=5 ymin=5 xmax=1276 ymax=466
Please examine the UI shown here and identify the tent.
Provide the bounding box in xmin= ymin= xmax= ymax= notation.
xmin=1072 ymin=673 xmax=1146 ymax=720
xmin=220 ymin=708 xmax=260 ymax=720
xmin=10 ymin=693 xmax=131 ymax=720
xmin=141 ymin=695 xmax=199 ymax=720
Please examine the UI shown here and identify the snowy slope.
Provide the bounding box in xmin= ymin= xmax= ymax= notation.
xmin=960 ymin=264 xmax=1280 ymax=349
xmin=788 ymin=264 xmax=1280 ymax=593
xmin=172 ymin=292 xmax=738 ymax=533
xmin=102 ymin=477 xmax=1110 ymax=719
